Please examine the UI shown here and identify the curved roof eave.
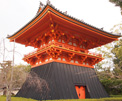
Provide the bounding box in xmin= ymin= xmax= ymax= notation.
xmin=7 ymin=3 xmax=121 ymax=39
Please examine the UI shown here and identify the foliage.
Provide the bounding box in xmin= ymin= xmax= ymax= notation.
xmin=109 ymin=0 xmax=122 ymax=14
xmin=0 ymin=63 xmax=30 ymax=89
xmin=111 ymin=23 xmax=122 ymax=34
xmin=112 ymin=39 xmax=122 ymax=79
xmin=110 ymin=95 xmax=122 ymax=97
xmin=101 ymin=78 xmax=122 ymax=95
xmin=95 ymin=64 xmax=122 ymax=95
xmin=0 ymin=62 xmax=31 ymax=101
xmin=0 ymin=63 xmax=49 ymax=100
xmin=94 ymin=38 xmax=122 ymax=95
xmin=109 ymin=0 xmax=122 ymax=6
xmin=0 ymin=61 xmax=15 ymax=101
xmin=94 ymin=42 xmax=115 ymax=72
xmin=112 ymin=39 xmax=122 ymax=66
xmin=14 ymin=64 xmax=31 ymax=72
xmin=109 ymin=0 xmax=122 ymax=7
xmin=25 ymin=71 xmax=49 ymax=94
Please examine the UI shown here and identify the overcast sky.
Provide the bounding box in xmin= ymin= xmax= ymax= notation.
xmin=0 ymin=0 xmax=122 ymax=64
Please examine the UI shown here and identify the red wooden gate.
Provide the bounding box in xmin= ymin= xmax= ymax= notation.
xmin=75 ymin=86 xmax=85 ymax=99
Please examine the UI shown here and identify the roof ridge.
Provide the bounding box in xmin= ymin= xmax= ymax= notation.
xmin=46 ymin=4 xmax=121 ymax=37
xmin=7 ymin=2 xmax=121 ymax=39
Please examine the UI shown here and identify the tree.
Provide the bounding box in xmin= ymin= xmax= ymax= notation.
xmin=94 ymin=28 xmax=122 ymax=95
xmin=0 ymin=38 xmax=15 ymax=101
xmin=25 ymin=71 xmax=49 ymax=94
xmin=112 ymin=39 xmax=122 ymax=79
xmin=0 ymin=62 xmax=29 ymax=100
xmin=109 ymin=0 xmax=122 ymax=14
xmin=110 ymin=23 xmax=122 ymax=79
xmin=0 ymin=38 xmax=24 ymax=101
xmin=0 ymin=38 xmax=49 ymax=100
xmin=94 ymin=42 xmax=115 ymax=71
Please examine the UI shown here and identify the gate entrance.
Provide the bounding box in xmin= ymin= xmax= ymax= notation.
xmin=75 ymin=85 xmax=85 ymax=99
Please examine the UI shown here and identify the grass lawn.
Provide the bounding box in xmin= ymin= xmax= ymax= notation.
xmin=47 ymin=97 xmax=122 ymax=101
xmin=0 ymin=96 xmax=122 ymax=101
xmin=0 ymin=96 xmax=37 ymax=101
xmin=110 ymin=95 xmax=122 ymax=97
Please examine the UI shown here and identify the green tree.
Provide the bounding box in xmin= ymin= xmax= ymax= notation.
xmin=0 ymin=62 xmax=30 ymax=96
xmin=94 ymin=42 xmax=115 ymax=71
xmin=112 ymin=39 xmax=122 ymax=79
xmin=94 ymin=37 xmax=122 ymax=95
xmin=109 ymin=0 xmax=122 ymax=14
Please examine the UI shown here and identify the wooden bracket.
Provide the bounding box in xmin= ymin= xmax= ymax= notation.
xmin=80 ymin=56 xmax=87 ymax=64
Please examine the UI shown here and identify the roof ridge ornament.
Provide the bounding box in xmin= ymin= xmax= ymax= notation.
xmin=40 ymin=1 xmax=44 ymax=8
xmin=47 ymin=0 xmax=51 ymax=5
xmin=36 ymin=1 xmax=45 ymax=15
xmin=39 ymin=1 xmax=44 ymax=9
xmin=63 ymin=11 xmax=67 ymax=15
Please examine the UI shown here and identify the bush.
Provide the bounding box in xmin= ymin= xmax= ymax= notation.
xmin=100 ymin=79 xmax=122 ymax=95
xmin=110 ymin=95 xmax=122 ymax=97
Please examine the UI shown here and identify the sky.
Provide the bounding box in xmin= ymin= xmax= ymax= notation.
xmin=0 ymin=0 xmax=122 ymax=65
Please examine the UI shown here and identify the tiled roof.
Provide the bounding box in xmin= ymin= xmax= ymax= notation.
xmin=7 ymin=1 xmax=121 ymax=38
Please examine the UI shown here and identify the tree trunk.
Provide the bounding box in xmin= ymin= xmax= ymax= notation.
xmin=6 ymin=88 xmax=11 ymax=101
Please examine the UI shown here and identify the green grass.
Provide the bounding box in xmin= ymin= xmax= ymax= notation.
xmin=0 ymin=96 xmax=37 ymax=101
xmin=46 ymin=99 xmax=99 ymax=101
xmin=46 ymin=98 xmax=122 ymax=101
xmin=110 ymin=95 xmax=122 ymax=97
xmin=0 ymin=96 xmax=122 ymax=101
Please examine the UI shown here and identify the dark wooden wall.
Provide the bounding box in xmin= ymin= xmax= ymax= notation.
xmin=16 ymin=62 xmax=109 ymax=100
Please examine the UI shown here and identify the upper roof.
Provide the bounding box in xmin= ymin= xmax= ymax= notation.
xmin=7 ymin=1 xmax=121 ymax=49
